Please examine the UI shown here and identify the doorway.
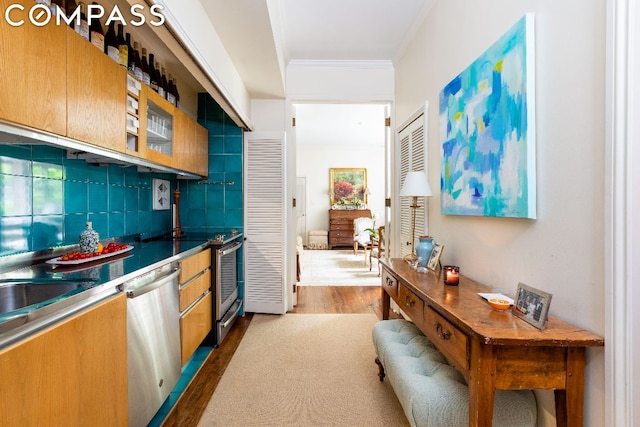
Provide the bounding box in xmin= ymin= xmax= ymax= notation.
xmin=294 ymin=102 xmax=389 ymax=285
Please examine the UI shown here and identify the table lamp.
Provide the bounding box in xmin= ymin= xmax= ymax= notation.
xmin=399 ymin=171 xmax=432 ymax=262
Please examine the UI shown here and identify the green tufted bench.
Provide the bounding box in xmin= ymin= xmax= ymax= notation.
xmin=372 ymin=319 xmax=537 ymax=427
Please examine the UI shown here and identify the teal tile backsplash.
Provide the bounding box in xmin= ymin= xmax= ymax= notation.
xmin=0 ymin=145 xmax=174 ymax=257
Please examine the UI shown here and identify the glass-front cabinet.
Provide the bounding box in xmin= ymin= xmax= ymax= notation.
xmin=146 ymin=99 xmax=173 ymax=156
xmin=141 ymin=87 xmax=175 ymax=166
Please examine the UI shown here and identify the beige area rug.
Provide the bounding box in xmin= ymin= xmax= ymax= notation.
xmin=298 ymin=249 xmax=381 ymax=286
xmin=197 ymin=313 xmax=408 ymax=427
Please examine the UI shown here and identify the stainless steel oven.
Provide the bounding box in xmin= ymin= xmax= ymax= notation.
xmin=205 ymin=233 xmax=243 ymax=346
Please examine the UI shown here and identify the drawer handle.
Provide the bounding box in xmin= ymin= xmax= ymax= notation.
xmin=405 ymin=295 xmax=415 ymax=307
xmin=434 ymin=321 xmax=451 ymax=340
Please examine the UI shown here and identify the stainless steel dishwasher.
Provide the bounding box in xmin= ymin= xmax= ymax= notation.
xmin=125 ymin=262 xmax=181 ymax=427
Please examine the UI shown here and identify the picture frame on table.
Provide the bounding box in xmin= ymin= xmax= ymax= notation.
xmin=512 ymin=282 xmax=552 ymax=330
xmin=426 ymin=244 xmax=444 ymax=271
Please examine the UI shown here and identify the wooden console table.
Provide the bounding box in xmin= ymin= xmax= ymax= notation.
xmin=380 ymin=259 xmax=604 ymax=427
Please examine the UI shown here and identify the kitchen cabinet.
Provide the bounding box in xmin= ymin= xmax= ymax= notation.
xmin=141 ymin=86 xmax=175 ymax=166
xmin=178 ymin=249 xmax=212 ymax=365
xmin=0 ymin=0 xmax=67 ymax=136
xmin=67 ymin=28 xmax=127 ymax=152
xmin=0 ymin=293 xmax=127 ymax=426
xmin=174 ymin=108 xmax=209 ymax=177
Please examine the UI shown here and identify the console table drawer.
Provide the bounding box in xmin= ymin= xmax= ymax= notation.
xmin=398 ymin=285 xmax=424 ymax=329
xmin=424 ymin=306 xmax=469 ymax=373
xmin=381 ymin=268 xmax=398 ymax=300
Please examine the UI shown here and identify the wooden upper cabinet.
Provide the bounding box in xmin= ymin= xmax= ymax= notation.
xmin=193 ymin=122 xmax=209 ymax=177
xmin=173 ymin=108 xmax=209 ymax=177
xmin=0 ymin=5 xmax=67 ymax=135
xmin=66 ymin=28 xmax=126 ymax=151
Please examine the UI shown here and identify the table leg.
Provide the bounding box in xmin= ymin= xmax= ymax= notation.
xmin=468 ymin=340 xmax=496 ymax=426
xmin=381 ymin=287 xmax=390 ymax=320
xmin=555 ymin=347 xmax=586 ymax=427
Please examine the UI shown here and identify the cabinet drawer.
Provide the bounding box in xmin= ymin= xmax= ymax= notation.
xmin=330 ymin=223 xmax=353 ymax=231
xmin=423 ymin=306 xmax=469 ymax=373
xmin=381 ymin=268 xmax=398 ymax=300
xmin=179 ymin=270 xmax=211 ymax=312
xmin=179 ymin=249 xmax=211 ymax=283
xmin=398 ymin=284 xmax=424 ymax=329
xmin=329 ymin=230 xmax=352 ymax=239
xmin=180 ymin=292 xmax=212 ymax=365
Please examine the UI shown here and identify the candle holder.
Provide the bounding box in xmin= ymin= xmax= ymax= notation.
xmin=443 ymin=265 xmax=460 ymax=286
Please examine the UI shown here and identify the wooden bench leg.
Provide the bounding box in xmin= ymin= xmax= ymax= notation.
xmin=375 ymin=357 xmax=385 ymax=382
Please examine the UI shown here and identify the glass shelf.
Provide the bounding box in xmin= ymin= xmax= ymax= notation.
xmin=146 ymin=99 xmax=173 ymax=155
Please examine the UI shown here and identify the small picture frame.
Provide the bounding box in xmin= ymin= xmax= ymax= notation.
xmin=426 ymin=244 xmax=444 ymax=271
xmin=512 ymin=282 xmax=552 ymax=330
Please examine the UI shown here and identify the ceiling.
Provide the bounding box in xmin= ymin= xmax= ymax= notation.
xmin=200 ymin=0 xmax=434 ymax=98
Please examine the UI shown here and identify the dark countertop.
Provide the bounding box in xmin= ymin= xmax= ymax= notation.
xmin=0 ymin=238 xmax=210 ymax=347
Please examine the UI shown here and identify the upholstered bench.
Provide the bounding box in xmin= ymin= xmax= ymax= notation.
xmin=307 ymin=230 xmax=328 ymax=249
xmin=372 ymin=319 xmax=537 ymax=427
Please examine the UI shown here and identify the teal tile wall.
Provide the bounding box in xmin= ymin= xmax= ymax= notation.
xmin=179 ymin=93 xmax=244 ymax=234
xmin=0 ymin=144 xmax=174 ymax=257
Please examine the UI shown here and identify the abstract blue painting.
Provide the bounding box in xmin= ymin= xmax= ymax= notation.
xmin=439 ymin=14 xmax=536 ymax=218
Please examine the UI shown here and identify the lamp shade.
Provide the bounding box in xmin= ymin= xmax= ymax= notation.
xmin=399 ymin=171 xmax=433 ymax=197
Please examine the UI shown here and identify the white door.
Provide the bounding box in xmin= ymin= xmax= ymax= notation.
xmin=244 ymin=132 xmax=286 ymax=314
xmin=296 ymin=177 xmax=307 ymax=245
xmin=396 ymin=104 xmax=428 ymax=259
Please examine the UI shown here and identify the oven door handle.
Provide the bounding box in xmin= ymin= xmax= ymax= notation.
xmin=219 ymin=241 xmax=242 ymax=256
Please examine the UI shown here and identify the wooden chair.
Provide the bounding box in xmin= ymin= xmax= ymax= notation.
xmin=369 ymin=225 xmax=385 ymax=276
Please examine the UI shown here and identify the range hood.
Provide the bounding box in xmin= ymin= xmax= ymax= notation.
xmin=0 ymin=120 xmax=201 ymax=179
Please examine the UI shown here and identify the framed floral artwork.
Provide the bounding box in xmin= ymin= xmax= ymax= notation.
xmin=330 ymin=168 xmax=367 ymax=206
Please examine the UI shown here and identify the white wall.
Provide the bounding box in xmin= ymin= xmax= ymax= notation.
xmin=297 ymin=146 xmax=386 ymax=240
xmin=395 ymin=1 xmax=606 ymax=425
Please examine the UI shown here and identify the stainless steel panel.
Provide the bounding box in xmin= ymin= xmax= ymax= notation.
xmin=126 ymin=267 xmax=181 ymax=427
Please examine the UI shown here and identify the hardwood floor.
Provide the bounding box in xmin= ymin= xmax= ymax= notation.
xmin=162 ymin=285 xmax=400 ymax=426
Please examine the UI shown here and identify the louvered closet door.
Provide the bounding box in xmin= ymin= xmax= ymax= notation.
xmin=398 ymin=115 xmax=427 ymax=259
xmin=244 ymin=133 xmax=286 ymax=314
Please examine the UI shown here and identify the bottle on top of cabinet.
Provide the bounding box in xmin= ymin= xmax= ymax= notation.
xmin=104 ymin=21 xmax=118 ymax=62
xmin=117 ymin=24 xmax=128 ymax=68
xmin=89 ymin=3 xmax=104 ymax=52
xmin=126 ymin=33 xmax=135 ymax=74
xmin=133 ymin=42 xmax=144 ymax=80
xmin=140 ymin=48 xmax=151 ymax=85
xmin=75 ymin=2 xmax=89 ymax=40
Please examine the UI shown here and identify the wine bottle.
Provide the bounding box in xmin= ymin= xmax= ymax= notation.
xmin=126 ymin=33 xmax=135 ymax=74
xmin=173 ymin=76 xmax=180 ymax=108
xmin=117 ymin=24 xmax=128 ymax=68
xmin=149 ymin=54 xmax=160 ymax=92
xmin=141 ymin=47 xmax=151 ymax=85
xmin=50 ymin=0 xmax=65 ymax=16
xmin=75 ymin=2 xmax=89 ymax=41
xmin=166 ymin=73 xmax=177 ymax=106
xmin=66 ymin=0 xmax=77 ymax=28
xmin=133 ymin=42 xmax=143 ymax=80
xmin=89 ymin=3 xmax=104 ymax=52
xmin=104 ymin=21 xmax=118 ymax=62
xmin=160 ymin=66 xmax=169 ymax=99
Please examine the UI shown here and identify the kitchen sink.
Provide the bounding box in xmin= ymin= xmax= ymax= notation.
xmin=0 ymin=280 xmax=89 ymax=315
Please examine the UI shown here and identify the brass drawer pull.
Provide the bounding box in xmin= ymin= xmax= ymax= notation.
xmin=405 ymin=295 xmax=415 ymax=307
xmin=434 ymin=321 xmax=451 ymax=340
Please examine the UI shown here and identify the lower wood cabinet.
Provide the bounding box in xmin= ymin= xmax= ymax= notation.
xmin=178 ymin=249 xmax=212 ymax=365
xmin=180 ymin=292 xmax=213 ymax=365
xmin=0 ymin=293 xmax=127 ymax=426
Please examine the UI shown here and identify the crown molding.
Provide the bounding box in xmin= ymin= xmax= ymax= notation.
xmin=287 ymin=59 xmax=393 ymax=70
